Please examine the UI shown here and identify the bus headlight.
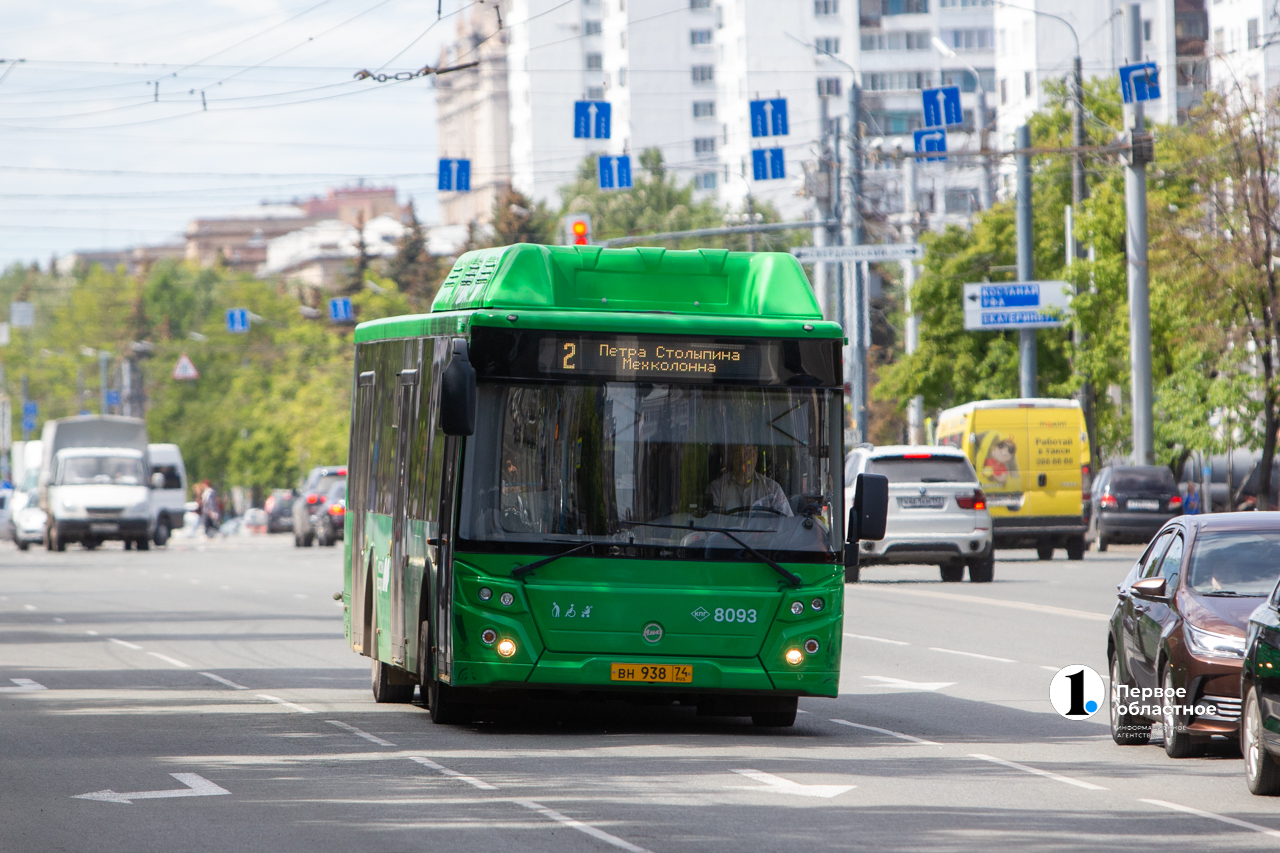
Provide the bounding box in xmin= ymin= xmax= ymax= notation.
xmin=785 ymin=648 xmax=804 ymax=666
xmin=496 ymin=638 xmax=517 ymax=658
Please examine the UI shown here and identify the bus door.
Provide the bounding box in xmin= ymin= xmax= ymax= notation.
xmin=388 ymin=367 xmax=419 ymax=668
xmin=350 ymin=369 xmax=377 ymax=655
xmin=434 ymin=433 xmax=461 ymax=684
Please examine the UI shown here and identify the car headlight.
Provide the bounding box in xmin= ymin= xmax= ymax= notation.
xmin=1185 ymin=622 xmax=1246 ymax=659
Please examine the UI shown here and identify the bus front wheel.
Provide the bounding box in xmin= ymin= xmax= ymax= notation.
xmin=751 ymin=697 xmax=798 ymax=727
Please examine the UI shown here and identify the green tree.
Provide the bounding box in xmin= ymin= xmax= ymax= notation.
xmin=488 ymin=184 xmax=557 ymax=246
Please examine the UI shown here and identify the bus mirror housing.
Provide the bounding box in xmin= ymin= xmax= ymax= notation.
xmin=849 ymin=473 xmax=889 ymax=543
xmin=440 ymin=339 xmax=477 ymax=436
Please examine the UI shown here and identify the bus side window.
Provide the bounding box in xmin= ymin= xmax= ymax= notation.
xmin=408 ymin=338 xmax=436 ymax=521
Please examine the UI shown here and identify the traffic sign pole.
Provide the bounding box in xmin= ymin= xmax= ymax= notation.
xmin=903 ymin=155 xmax=922 ymax=444
xmin=1016 ymin=124 xmax=1037 ymax=398
xmin=1125 ymin=2 xmax=1154 ymax=464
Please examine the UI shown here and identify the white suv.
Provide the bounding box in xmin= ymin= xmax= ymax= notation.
xmin=845 ymin=445 xmax=994 ymax=583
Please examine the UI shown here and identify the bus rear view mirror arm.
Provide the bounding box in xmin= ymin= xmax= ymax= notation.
xmin=440 ymin=339 xmax=477 ymax=436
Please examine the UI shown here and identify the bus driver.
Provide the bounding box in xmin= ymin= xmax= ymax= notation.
xmin=706 ymin=444 xmax=793 ymax=517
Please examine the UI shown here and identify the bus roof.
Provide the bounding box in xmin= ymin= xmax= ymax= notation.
xmin=355 ymin=244 xmax=844 ymax=343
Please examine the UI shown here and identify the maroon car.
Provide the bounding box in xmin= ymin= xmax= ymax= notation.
xmin=1108 ymin=514 xmax=1280 ymax=756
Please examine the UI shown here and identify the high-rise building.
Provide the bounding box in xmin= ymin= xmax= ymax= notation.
xmin=1206 ymin=0 xmax=1271 ymax=98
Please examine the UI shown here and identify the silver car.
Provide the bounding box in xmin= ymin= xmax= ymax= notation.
xmin=844 ymin=445 xmax=995 ymax=583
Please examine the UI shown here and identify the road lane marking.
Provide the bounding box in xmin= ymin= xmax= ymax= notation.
xmin=146 ymin=652 xmax=191 ymax=668
xmin=929 ymin=647 xmax=1017 ymax=663
xmin=861 ymin=675 xmax=956 ymax=691
xmin=108 ymin=638 xmax=143 ymax=650
xmin=831 ymin=719 xmax=941 ymax=745
xmin=730 ymin=768 xmax=855 ymax=798
xmin=514 ymin=800 xmax=654 ymax=853
xmin=327 ymin=720 xmax=395 ymax=746
xmin=52 ymin=617 xmax=65 ymax=623
xmin=1040 ymin=665 xmax=1060 ymax=672
xmin=73 ymin=773 xmax=230 ymax=804
xmin=0 ymin=678 xmax=48 ymax=692
xmin=408 ymin=755 xmax=497 ymax=790
xmin=860 ymin=586 xmax=1109 ymax=622
xmin=1139 ymin=798 xmax=1280 ymax=839
xmin=256 ymin=694 xmax=315 ymax=714
xmin=199 ymin=672 xmax=248 ymax=690
xmin=85 ymin=631 xmax=98 ymax=636
xmin=969 ymin=753 xmax=1107 ymax=790
xmin=23 ymin=604 xmax=37 ymax=611
xmin=844 ymin=632 xmax=910 ymax=646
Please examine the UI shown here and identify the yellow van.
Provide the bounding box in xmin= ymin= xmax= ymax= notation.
xmin=936 ymin=398 xmax=1091 ymax=561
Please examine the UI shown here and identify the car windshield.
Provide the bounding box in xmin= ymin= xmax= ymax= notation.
xmin=57 ymin=456 xmax=146 ymax=486
xmin=459 ymin=382 xmax=840 ymax=562
xmin=862 ymin=456 xmax=976 ymax=484
xmin=1187 ymin=530 xmax=1280 ymax=596
xmin=1111 ymin=467 xmax=1176 ymax=492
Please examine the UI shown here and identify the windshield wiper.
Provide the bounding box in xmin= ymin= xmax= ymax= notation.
xmin=1200 ymin=590 xmax=1264 ymax=598
xmin=620 ymin=520 xmax=801 ymax=587
xmin=511 ymin=542 xmax=594 ymax=580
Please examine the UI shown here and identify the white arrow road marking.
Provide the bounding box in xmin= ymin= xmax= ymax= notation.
xmin=0 ymin=678 xmax=48 ymax=692
xmin=969 ymin=754 xmax=1107 ymax=791
xmin=1140 ymin=798 xmax=1280 ymax=839
xmin=73 ymin=773 xmax=230 ymax=804
xmin=730 ymin=768 xmax=855 ymax=799
xmin=862 ymin=675 xmax=956 ymax=691
xmin=830 ymin=719 xmax=941 ymax=745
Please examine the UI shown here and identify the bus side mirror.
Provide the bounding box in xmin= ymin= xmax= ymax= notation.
xmin=849 ymin=473 xmax=889 ymax=542
xmin=440 ymin=339 xmax=477 ymax=437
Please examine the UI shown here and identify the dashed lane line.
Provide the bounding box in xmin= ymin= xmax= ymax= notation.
xmin=198 ymin=672 xmax=248 ymax=690
xmin=107 ymin=638 xmax=143 ymax=650
xmin=844 ymin=632 xmax=910 ymax=646
xmin=969 ymin=753 xmax=1108 ymax=791
xmin=256 ymin=694 xmax=315 ymax=714
xmin=326 ymin=720 xmax=395 ymax=746
xmin=146 ymin=652 xmax=191 ymax=669
xmin=408 ymin=755 xmax=498 ymax=790
xmin=1140 ymin=798 xmax=1280 ymax=839
xmin=929 ymin=646 xmax=1017 ymax=663
xmin=830 ymin=718 xmax=941 ymax=745
xmin=514 ymin=800 xmax=655 ymax=853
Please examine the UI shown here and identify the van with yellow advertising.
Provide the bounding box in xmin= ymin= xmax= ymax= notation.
xmin=936 ymin=398 xmax=1091 ymax=561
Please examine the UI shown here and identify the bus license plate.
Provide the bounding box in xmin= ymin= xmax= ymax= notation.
xmin=610 ymin=663 xmax=693 ymax=684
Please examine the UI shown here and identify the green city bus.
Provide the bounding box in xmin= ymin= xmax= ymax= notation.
xmin=342 ymin=243 xmax=886 ymax=726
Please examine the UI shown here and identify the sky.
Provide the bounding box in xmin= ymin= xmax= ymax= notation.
xmin=0 ymin=0 xmax=478 ymax=268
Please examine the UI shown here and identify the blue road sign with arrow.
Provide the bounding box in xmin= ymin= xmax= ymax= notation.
xmin=913 ymin=128 xmax=947 ymax=161
xmin=922 ymin=86 xmax=963 ymax=128
xmin=597 ymin=156 xmax=632 ymax=190
xmin=329 ymin=297 xmax=353 ymax=323
xmin=751 ymin=148 xmax=785 ymax=180
xmin=1119 ymin=62 xmax=1160 ymax=104
xmin=574 ymin=101 xmax=611 ymax=139
xmin=749 ymin=98 xmax=789 ymax=137
xmin=438 ymin=159 xmax=471 ymax=191
xmin=106 ymin=390 xmax=120 ymax=408
xmin=226 ymin=308 xmax=249 ymax=334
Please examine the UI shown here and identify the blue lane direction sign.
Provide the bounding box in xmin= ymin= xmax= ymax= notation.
xmin=597 ymin=155 xmax=632 ymax=190
xmin=329 ymin=297 xmax=353 ymax=323
xmin=574 ymin=100 xmax=611 ymax=139
xmin=922 ymin=86 xmax=963 ymax=128
xmin=913 ymin=128 xmax=947 ymax=161
xmin=963 ymin=281 xmax=1073 ymax=330
xmin=1119 ymin=62 xmax=1160 ymax=104
xmin=749 ymin=98 xmax=789 ymax=137
xmin=438 ymin=158 xmax=471 ymax=191
xmin=226 ymin=308 xmax=250 ymax=334
xmin=22 ymin=400 xmax=37 ymax=419
xmin=106 ymin=390 xmax=120 ymax=408
xmin=751 ymin=148 xmax=786 ymax=180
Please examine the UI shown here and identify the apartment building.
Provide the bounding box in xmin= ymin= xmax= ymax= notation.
xmin=1208 ymin=0 xmax=1277 ymax=97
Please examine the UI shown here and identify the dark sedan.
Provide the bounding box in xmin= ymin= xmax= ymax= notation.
xmin=1089 ymin=465 xmax=1182 ymax=551
xmin=1240 ymin=557 xmax=1280 ymax=794
xmin=313 ymin=481 xmax=346 ymax=547
xmin=1108 ymin=514 xmax=1280 ymax=758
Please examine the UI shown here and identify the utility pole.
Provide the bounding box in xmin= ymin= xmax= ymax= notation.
xmin=813 ymin=96 xmax=833 ymax=324
xmin=20 ymin=374 xmax=30 ymax=441
xmin=1125 ymin=2 xmax=1154 ymax=464
xmin=99 ymin=350 xmax=109 ymax=414
xmin=849 ymin=74 xmax=868 ymax=442
xmin=1070 ymin=51 xmax=1100 ymax=475
xmin=1015 ymin=124 xmax=1037 ymax=398
xmin=903 ymin=153 xmax=923 ymax=443
xmin=122 ymin=359 xmax=133 ymax=418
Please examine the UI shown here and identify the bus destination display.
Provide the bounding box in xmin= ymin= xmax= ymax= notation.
xmin=539 ymin=335 xmax=762 ymax=380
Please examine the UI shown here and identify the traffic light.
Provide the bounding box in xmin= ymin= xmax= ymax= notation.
xmin=561 ymin=213 xmax=592 ymax=246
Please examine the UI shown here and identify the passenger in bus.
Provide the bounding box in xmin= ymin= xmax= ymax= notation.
xmin=706 ymin=445 xmax=793 ymax=516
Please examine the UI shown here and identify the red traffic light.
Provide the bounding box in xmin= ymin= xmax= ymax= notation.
xmin=571 ymin=220 xmax=589 ymax=244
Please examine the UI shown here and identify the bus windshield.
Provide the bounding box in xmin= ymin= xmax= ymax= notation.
xmin=459 ymin=382 xmax=840 ymax=562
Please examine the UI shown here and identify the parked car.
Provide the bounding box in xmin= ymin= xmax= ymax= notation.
xmin=264 ymin=489 xmax=294 ymax=533
xmin=1088 ymin=465 xmax=1182 ymax=552
xmin=292 ymin=465 xmax=346 ymax=547
xmin=844 ymin=445 xmax=993 ymax=583
xmin=1108 ymin=514 xmax=1280 ymax=757
xmin=314 ymin=481 xmax=346 ymax=547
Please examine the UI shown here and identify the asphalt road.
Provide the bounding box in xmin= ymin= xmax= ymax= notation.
xmin=3 ymin=535 xmax=1279 ymax=852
